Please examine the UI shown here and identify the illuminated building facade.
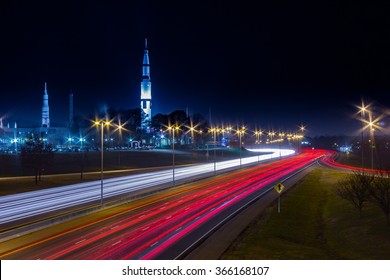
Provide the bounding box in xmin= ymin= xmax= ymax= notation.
xmin=42 ymin=82 xmax=50 ymax=128
xmin=140 ymin=38 xmax=152 ymax=132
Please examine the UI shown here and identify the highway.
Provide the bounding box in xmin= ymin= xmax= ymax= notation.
xmin=0 ymin=148 xmax=294 ymax=225
xmin=320 ymin=150 xmax=390 ymax=175
xmin=0 ymin=149 xmax=325 ymax=260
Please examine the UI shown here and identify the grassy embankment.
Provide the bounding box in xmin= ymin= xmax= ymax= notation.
xmin=222 ymin=167 xmax=390 ymax=259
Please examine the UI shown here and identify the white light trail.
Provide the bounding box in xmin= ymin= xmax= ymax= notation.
xmin=0 ymin=149 xmax=294 ymax=225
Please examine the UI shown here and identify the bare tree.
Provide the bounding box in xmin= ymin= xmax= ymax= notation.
xmin=335 ymin=172 xmax=373 ymax=218
xmin=369 ymin=173 xmax=390 ymax=225
xmin=20 ymin=138 xmax=54 ymax=185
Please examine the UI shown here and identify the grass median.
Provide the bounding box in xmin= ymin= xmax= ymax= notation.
xmin=221 ymin=167 xmax=390 ymax=259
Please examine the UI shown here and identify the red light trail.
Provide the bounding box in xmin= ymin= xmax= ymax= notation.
xmin=1 ymin=149 xmax=326 ymax=260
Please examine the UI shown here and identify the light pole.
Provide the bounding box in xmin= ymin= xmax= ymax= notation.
xmin=278 ymin=132 xmax=284 ymax=159
xmin=168 ymin=125 xmax=179 ymax=186
xmin=237 ymin=127 xmax=245 ymax=167
xmin=210 ymin=128 xmax=217 ymax=175
xmin=185 ymin=124 xmax=200 ymax=163
xmin=358 ymin=103 xmax=367 ymax=174
xmin=254 ymin=129 xmax=262 ymax=163
xmin=299 ymin=125 xmax=305 ymax=153
xmin=79 ymin=136 xmax=85 ymax=180
xmin=94 ymin=120 xmax=110 ymax=206
xmin=115 ymin=123 xmax=123 ymax=167
xmin=67 ymin=137 xmax=73 ymax=150
xmin=368 ymin=115 xmax=374 ymax=170
xmin=269 ymin=131 xmax=275 ymax=143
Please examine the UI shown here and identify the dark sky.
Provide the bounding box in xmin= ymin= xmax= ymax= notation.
xmin=1 ymin=0 xmax=390 ymax=136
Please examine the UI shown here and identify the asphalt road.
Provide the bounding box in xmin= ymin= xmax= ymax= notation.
xmin=0 ymin=149 xmax=325 ymax=260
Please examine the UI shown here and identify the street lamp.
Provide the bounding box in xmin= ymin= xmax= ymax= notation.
xmin=209 ymin=127 xmax=217 ymax=175
xmin=67 ymin=137 xmax=73 ymax=150
xmin=185 ymin=123 xmax=201 ymax=163
xmin=168 ymin=125 xmax=180 ymax=186
xmin=237 ymin=126 xmax=246 ymax=167
xmin=254 ymin=130 xmax=261 ymax=145
xmin=94 ymin=120 xmax=111 ymax=206
xmin=278 ymin=132 xmax=285 ymax=159
xmin=358 ymin=102 xmax=368 ymax=174
xmin=268 ymin=131 xmax=275 ymax=143
xmin=299 ymin=125 xmax=305 ymax=153
xmin=254 ymin=129 xmax=263 ymax=163
xmin=113 ymin=122 xmax=125 ymax=167
xmin=79 ymin=136 xmax=86 ymax=179
xmin=368 ymin=113 xmax=375 ymax=170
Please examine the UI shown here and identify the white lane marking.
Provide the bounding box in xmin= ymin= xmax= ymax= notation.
xmin=142 ymin=226 xmax=150 ymax=231
xmin=150 ymin=241 xmax=158 ymax=247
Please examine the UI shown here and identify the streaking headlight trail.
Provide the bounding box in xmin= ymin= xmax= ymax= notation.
xmin=0 ymin=149 xmax=295 ymax=225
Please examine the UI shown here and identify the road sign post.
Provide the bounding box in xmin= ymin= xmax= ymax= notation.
xmin=274 ymin=182 xmax=285 ymax=213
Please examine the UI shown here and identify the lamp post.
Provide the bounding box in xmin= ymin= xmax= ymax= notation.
xmin=358 ymin=103 xmax=367 ymax=174
xmin=269 ymin=131 xmax=275 ymax=143
xmin=186 ymin=124 xmax=199 ymax=163
xmin=94 ymin=120 xmax=110 ymax=206
xmin=67 ymin=137 xmax=73 ymax=150
xmin=368 ymin=116 xmax=374 ymax=170
xmin=79 ymin=136 xmax=85 ymax=180
xmin=116 ymin=124 xmax=123 ymax=167
xmin=210 ymin=128 xmax=217 ymax=175
xmin=168 ymin=125 xmax=179 ymax=186
xmin=299 ymin=125 xmax=305 ymax=153
xmin=237 ymin=127 xmax=245 ymax=167
xmin=278 ymin=132 xmax=285 ymax=159
xmin=254 ymin=129 xmax=262 ymax=163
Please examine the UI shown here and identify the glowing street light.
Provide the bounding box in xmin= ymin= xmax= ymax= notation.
xmin=67 ymin=137 xmax=74 ymax=150
xmin=268 ymin=131 xmax=275 ymax=143
xmin=357 ymin=101 xmax=369 ymax=174
xmin=254 ymin=129 xmax=263 ymax=145
xmin=236 ymin=126 xmax=246 ymax=167
xmin=209 ymin=127 xmax=217 ymax=175
xmin=94 ymin=120 xmax=111 ymax=206
xmin=168 ymin=125 xmax=180 ymax=185
xmin=299 ymin=125 xmax=305 ymax=134
xmin=368 ymin=113 xmax=376 ymax=170
xmin=112 ymin=120 xmax=126 ymax=167
xmin=78 ymin=136 xmax=86 ymax=179
xmin=298 ymin=124 xmax=306 ymax=153
xmin=278 ymin=132 xmax=285 ymax=158
xmin=184 ymin=121 xmax=199 ymax=145
xmin=254 ymin=129 xmax=263 ymax=162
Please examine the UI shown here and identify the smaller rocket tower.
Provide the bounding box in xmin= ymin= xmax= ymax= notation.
xmin=42 ymin=82 xmax=50 ymax=127
xmin=140 ymin=38 xmax=152 ymax=132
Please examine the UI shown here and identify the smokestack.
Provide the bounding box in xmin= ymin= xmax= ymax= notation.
xmin=69 ymin=91 xmax=74 ymax=129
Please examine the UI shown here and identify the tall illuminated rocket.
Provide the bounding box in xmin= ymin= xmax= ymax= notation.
xmin=42 ymin=82 xmax=50 ymax=127
xmin=140 ymin=38 xmax=152 ymax=132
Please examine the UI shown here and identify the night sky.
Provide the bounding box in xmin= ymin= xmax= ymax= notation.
xmin=1 ymin=0 xmax=390 ymax=136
